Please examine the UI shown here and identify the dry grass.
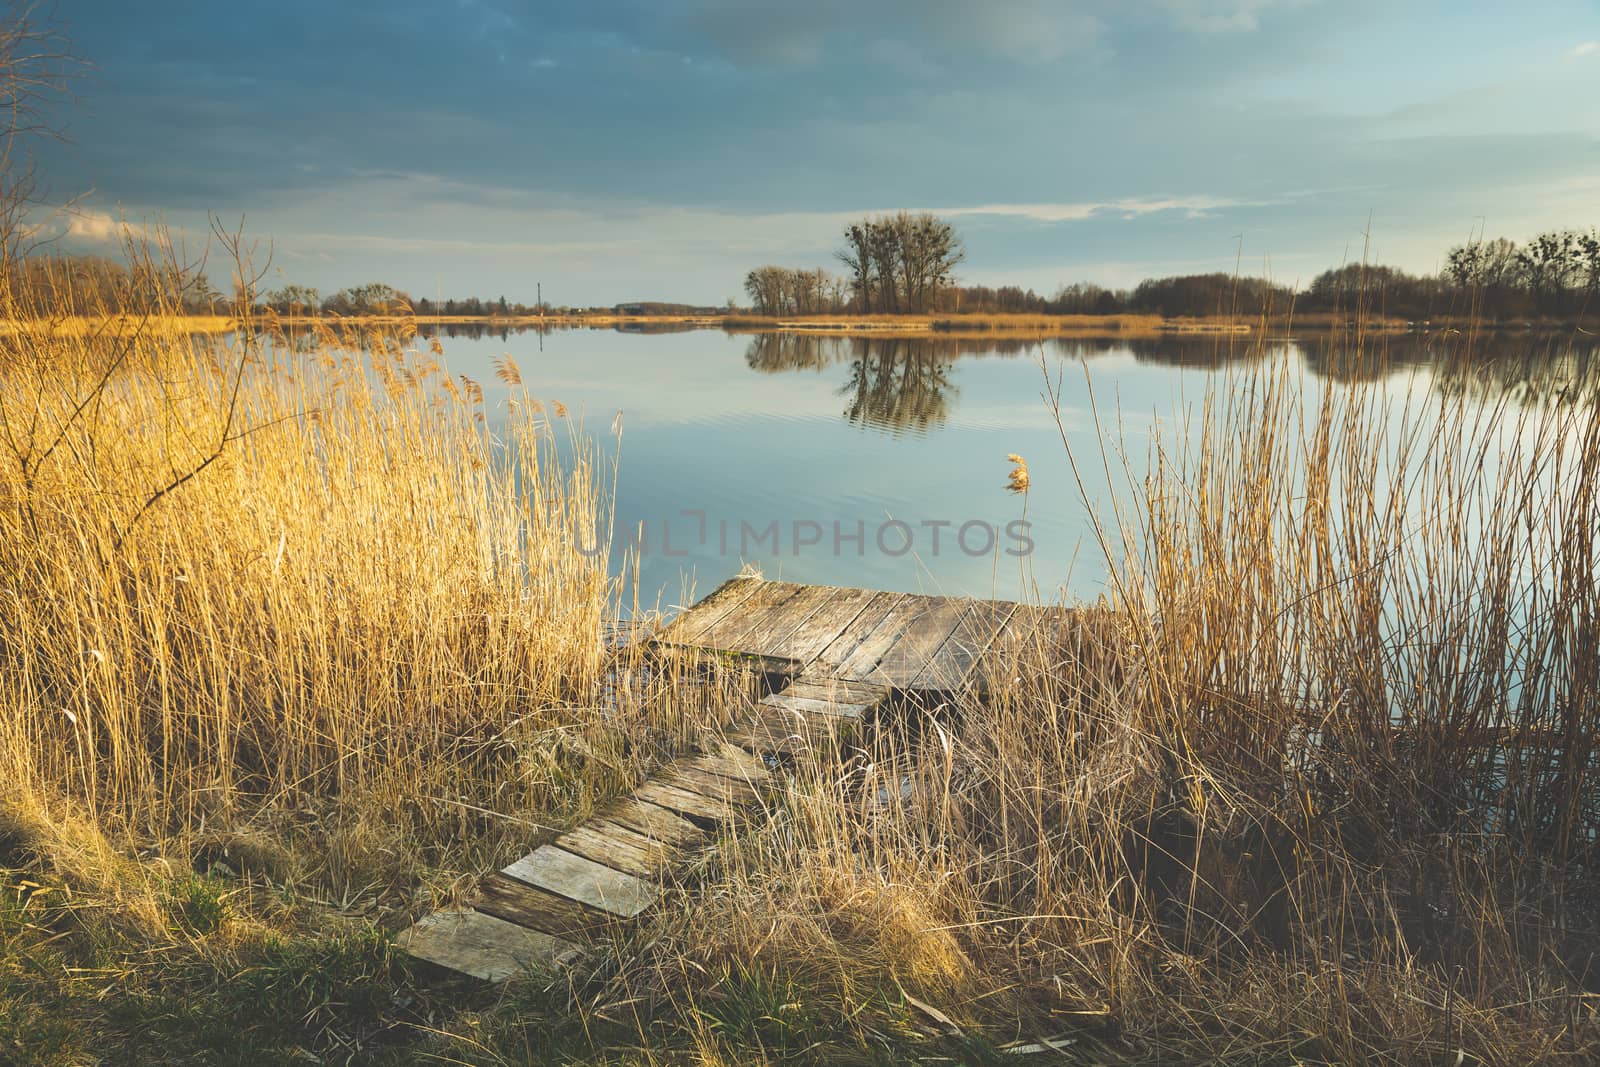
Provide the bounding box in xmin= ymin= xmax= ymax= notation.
xmin=0 ymin=291 xmax=614 ymax=844
xmin=526 ymin=347 xmax=1600 ymax=1064
xmin=0 ymin=244 xmax=797 ymax=1062
xmin=0 ymin=312 xmax=237 ymax=336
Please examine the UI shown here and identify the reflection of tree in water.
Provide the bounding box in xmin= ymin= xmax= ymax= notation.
xmin=744 ymin=331 xmax=1058 ymax=373
xmin=1291 ymin=333 xmax=1600 ymax=402
xmin=839 ymin=339 xmax=957 ymax=434
xmin=741 ymin=328 xmax=1600 ymax=432
xmin=743 ymin=333 xmax=960 ymax=432
xmin=1123 ymin=334 xmax=1266 ymax=369
xmin=264 ymin=323 xmax=416 ymax=357
xmin=438 ymin=322 xmax=526 ymax=341
xmin=1429 ymin=341 xmax=1600 ymax=407
xmin=744 ymin=332 xmax=853 ymax=372
xmin=1120 ymin=331 xmax=1600 ymax=404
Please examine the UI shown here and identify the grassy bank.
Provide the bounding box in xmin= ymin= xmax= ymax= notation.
xmin=4 ymin=264 xmax=1600 ymax=1064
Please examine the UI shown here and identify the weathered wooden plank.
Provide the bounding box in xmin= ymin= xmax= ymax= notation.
xmin=474 ymin=872 xmax=621 ymax=940
xmin=996 ymin=604 xmax=1060 ymax=648
xmin=597 ymin=797 xmax=708 ymax=850
xmin=773 ymin=586 xmax=883 ymax=665
xmin=867 ymin=597 xmax=970 ymax=688
xmin=634 ymin=780 xmax=741 ymax=824
xmin=556 ymin=821 xmax=673 ymax=879
xmin=395 ymin=909 xmax=582 ymax=982
xmin=675 ymin=756 xmax=770 ymax=792
xmin=971 ymin=604 xmax=1057 ymax=694
xmin=693 ymin=581 xmax=806 ymax=652
xmin=912 ymin=599 xmax=1019 ymax=692
xmin=501 ymin=845 xmax=658 ymax=918
xmin=807 ymin=591 xmax=910 ymax=673
xmin=657 ymin=764 xmax=763 ymax=807
xmin=683 ymin=742 xmax=771 ymax=785
xmin=831 ymin=596 xmax=943 ymax=683
xmin=760 ymin=691 xmax=872 ymax=720
xmin=780 ymin=677 xmax=892 ymax=706
xmin=729 ymin=584 xmax=845 ymax=660
xmin=723 ymin=703 xmax=853 ymax=759
xmin=655 ymin=576 xmax=763 ymax=646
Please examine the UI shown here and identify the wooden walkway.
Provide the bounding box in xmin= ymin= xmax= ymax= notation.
xmin=397 ymin=577 xmax=1056 ymax=982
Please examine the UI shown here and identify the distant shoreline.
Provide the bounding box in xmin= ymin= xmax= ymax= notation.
xmin=251 ymin=310 xmax=1600 ymax=339
xmin=4 ymin=311 xmax=1590 ymax=341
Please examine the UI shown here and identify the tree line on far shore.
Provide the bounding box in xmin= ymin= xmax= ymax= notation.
xmin=0 ymin=257 xmax=561 ymax=319
xmin=14 ymin=217 xmax=1599 ymax=324
xmin=742 ymin=216 xmax=1600 ymax=322
xmin=259 ymin=283 xmax=544 ymax=319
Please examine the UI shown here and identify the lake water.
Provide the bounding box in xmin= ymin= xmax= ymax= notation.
xmin=407 ymin=325 xmax=1600 ymax=614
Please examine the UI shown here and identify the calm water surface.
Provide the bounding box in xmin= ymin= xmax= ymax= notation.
xmin=413 ymin=327 xmax=1600 ymax=613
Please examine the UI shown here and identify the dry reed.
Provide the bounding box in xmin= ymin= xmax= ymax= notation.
xmin=577 ymin=345 xmax=1600 ymax=1063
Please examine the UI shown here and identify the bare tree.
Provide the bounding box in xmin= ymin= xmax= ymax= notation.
xmin=1445 ymin=237 xmax=1523 ymax=293
xmin=836 ymin=213 xmax=964 ymax=315
xmin=1580 ymin=229 xmax=1600 ymax=301
xmin=0 ymin=4 xmax=81 ymax=277
xmin=865 ymin=219 xmax=902 ymax=312
xmin=837 ymin=224 xmax=874 ymax=313
xmin=1517 ymin=230 xmax=1582 ymax=313
xmin=744 ymin=265 xmax=786 ymax=315
xmin=744 ymin=265 xmax=845 ymax=316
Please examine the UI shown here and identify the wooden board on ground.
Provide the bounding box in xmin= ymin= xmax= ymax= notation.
xmin=724 ymin=703 xmax=854 ymax=759
xmin=681 ymin=743 xmax=770 ymax=785
xmin=598 ymin=797 xmax=708 ymax=850
xmin=657 ymin=764 xmax=762 ymax=807
xmin=474 ymin=872 xmax=624 ymax=940
xmin=760 ymin=691 xmax=873 ymax=720
xmin=970 ymin=604 xmax=1059 ymax=694
xmin=399 ymin=581 xmax=1084 ymax=986
xmin=780 ymin=676 xmax=890 ymax=706
xmin=501 ymin=845 xmax=658 ymax=918
xmin=395 ymin=909 xmax=582 ymax=982
xmin=557 ymin=820 xmax=675 ymax=879
xmin=634 ymin=780 xmax=741 ymax=824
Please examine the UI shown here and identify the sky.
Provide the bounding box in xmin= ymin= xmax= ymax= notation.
xmin=29 ymin=0 xmax=1600 ymax=305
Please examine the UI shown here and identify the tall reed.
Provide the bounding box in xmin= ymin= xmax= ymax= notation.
xmin=605 ymin=346 xmax=1600 ymax=1062
xmin=0 ymin=244 xmax=622 ymax=882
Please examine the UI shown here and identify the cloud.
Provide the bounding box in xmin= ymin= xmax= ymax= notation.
xmin=65 ymin=208 xmax=126 ymax=243
xmin=43 ymin=207 xmax=151 ymax=247
xmin=1157 ymin=0 xmax=1308 ymax=34
xmin=681 ymin=0 xmax=1105 ymax=67
xmin=943 ymin=196 xmax=1253 ymax=223
xmin=680 ymin=0 xmax=1303 ymax=69
xmin=1570 ymin=41 xmax=1599 ymax=59
xmin=9 ymin=203 xmax=161 ymax=253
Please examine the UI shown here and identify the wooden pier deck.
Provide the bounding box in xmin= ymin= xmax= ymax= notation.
xmin=397 ymin=577 xmax=1061 ymax=982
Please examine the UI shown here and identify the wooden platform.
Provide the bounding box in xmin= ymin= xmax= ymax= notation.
xmin=654 ymin=578 xmax=1029 ymax=691
xmin=397 ymin=578 xmax=1066 ymax=982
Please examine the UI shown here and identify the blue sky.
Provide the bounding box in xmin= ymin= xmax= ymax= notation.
xmin=36 ymin=0 xmax=1600 ymax=305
